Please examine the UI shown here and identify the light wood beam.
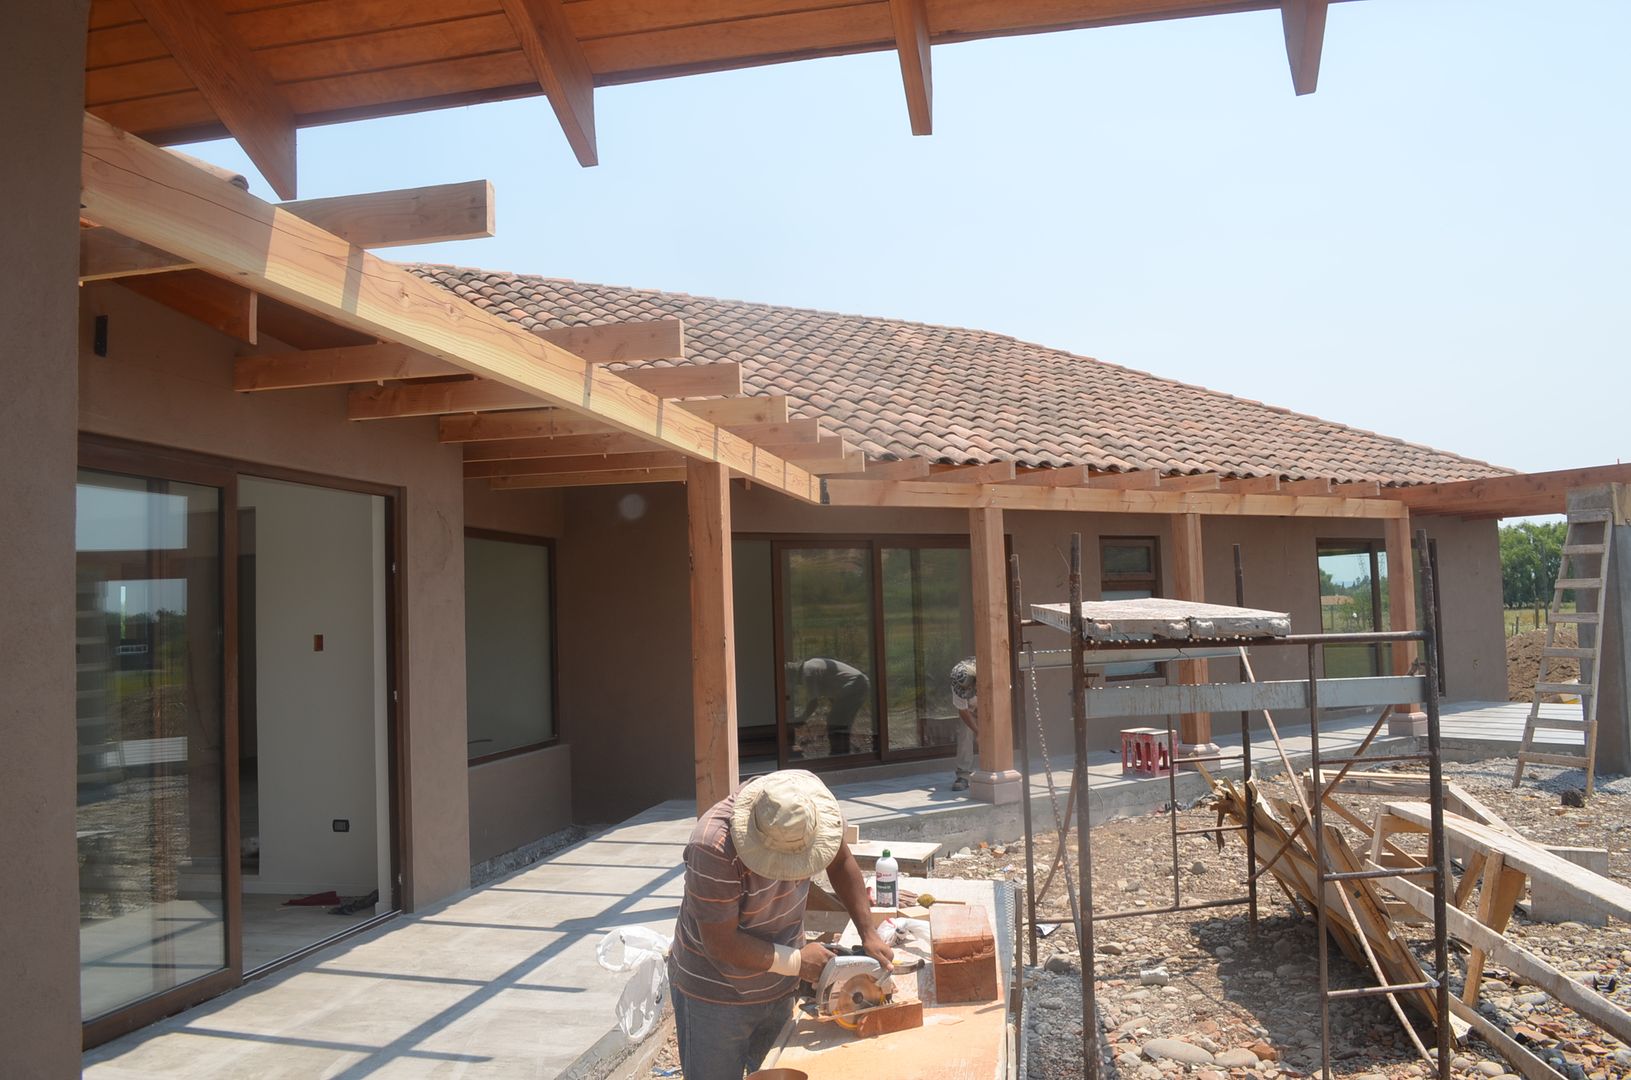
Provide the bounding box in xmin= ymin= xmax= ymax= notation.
xmin=837 ymin=458 xmax=930 ymax=481
xmin=540 ymin=319 xmax=684 ymax=364
xmin=81 ymin=114 xmax=818 ymax=501
xmin=679 ymin=397 xmax=791 ymax=426
xmin=1284 ymin=478 xmax=1335 ymax=496
xmin=349 ymin=368 xmax=746 ymax=419
xmin=466 ymin=451 xmax=684 ymax=478
xmin=281 ymin=180 xmax=494 ymax=247
xmin=1281 ymin=0 xmax=1330 ymax=96
xmin=1160 ymin=473 xmax=1223 ymax=492
xmin=235 ymin=343 xmax=444 ymax=391
xmin=1170 ymin=513 xmax=1210 ymax=748
xmin=501 ymin=0 xmax=597 ymax=167
xmin=1088 ymin=471 xmax=1162 ymax=490
xmin=969 ymin=506 xmax=1020 ymax=805
xmin=463 ymin=433 xmax=657 ymax=461
xmin=888 ymin=0 xmax=933 ymax=135
xmin=1385 ymin=511 xmax=1422 ymax=713
xmin=131 ymin=0 xmax=299 ymax=198
xmin=1219 ymin=475 xmax=1282 ymax=494
xmin=821 ymin=479 xmax=1408 ymax=518
xmin=765 ymin=435 xmax=855 ymax=463
xmin=492 ymin=467 xmax=687 ymax=490
xmin=1333 ymin=480 xmax=1383 ymax=498
xmin=803 ymin=453 xmax=868 ymax=476
xmin=688 ymin=457 xmax=738 ymax=811
xmin=618 ymin=363 xmax=740 ymax=399
xmin=80 ymin=227 xmax=183 ymax=281
xmin=726 ymin=420 xmax=822 ymax=443
xmin=120 ymin=270 xmax=256 ymax=344
xmin=935 ymin=461 xmax=1017 ymax=484
xmin=440 ymin=409 xmax=615 ymax=442
xmin=1006 ymin=465 xmax=1091 ymax=487
xmin=1391 ymin=464 xmax=1631 ymax=516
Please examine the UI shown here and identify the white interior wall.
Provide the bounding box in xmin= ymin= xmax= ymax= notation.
xmin=241 ymin=477 xmax=385 ymax=896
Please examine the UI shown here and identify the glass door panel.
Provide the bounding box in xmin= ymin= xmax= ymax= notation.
xmin=75 ymin=470 xmax=227 ymax=1021
xmin=1317 ymin=542 xmax=1388 ymax=677
xmin=880 ymin=547 xmax=973 ymax=755
xmin=781 ymin=547 xmax=878 ymax=763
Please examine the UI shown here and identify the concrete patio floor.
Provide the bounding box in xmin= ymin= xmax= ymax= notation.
xmin=86 ymin=701 xmax=1560 ymax=1079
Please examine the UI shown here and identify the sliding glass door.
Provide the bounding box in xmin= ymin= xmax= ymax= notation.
xmin=780 ymin=546 xmax=879 ymax=764
xmin=75 ymin=469 xmax=229 ymax=1023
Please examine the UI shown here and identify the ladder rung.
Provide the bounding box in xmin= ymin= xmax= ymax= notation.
xmin=1535 ymin=681 xmax=1593 ymax=695
xmin=1552 ymin=613 xmax=1600 ymax=624
xmin=1518 ymin=751 xmax=1590 ymax=768
xmin=1543 ymin=647 xmax=1594 ymax=658
xmin=1563 ymin=545 xmax=1606 ymax=556
xmin=1531 ymin=718 xmax=1591 ymax=732
xmin=1554 ymin=578 xmax=1605 ymax=591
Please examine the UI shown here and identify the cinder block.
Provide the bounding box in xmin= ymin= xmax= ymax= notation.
xmin=1529 ymin=847 xmax=1610 ymax=925
xmin=930 ymin=903 xmax=999 ymax=1004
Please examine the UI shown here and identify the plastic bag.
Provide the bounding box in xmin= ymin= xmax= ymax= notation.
xmin=598 ymin=927 xmax=673 ymax=1041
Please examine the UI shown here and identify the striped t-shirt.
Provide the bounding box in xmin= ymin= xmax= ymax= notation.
xmin=670 ymin=792 xmax=810 ymax=1005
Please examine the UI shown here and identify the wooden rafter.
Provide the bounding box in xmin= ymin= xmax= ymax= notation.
xmin=765 ymin=436 xmax=856 ymax=464
xmin=80 ymin=114 xmax=818 ymax=501
xmin=1284 ymin=478 xmax=1335 ymax=496
xmin=131 ymin=0 xmax=299 ymax=198
xmin=462 ymin=433 xmax=656 ymax=461
xmin=1088 ymin=471 xmax=1162 ymax=491
xmin=500 ymin=0 xmax=597 ymax=166
xmin=121 ymin=269 xmax=256 ymax=344
xmin=934 ymin=461 xmax=1017 ymax=484
xmin=727 ymin=420 xmax=823 ymax=444
xmin=492 ymin=468 xmax=687 ymax=490
xmin=836 ymin=458 xmax=931 ymax=481
xmin=1281 ymin=0 xmax=1330 ymax=96
xmin=1391 ymin=464 xmax=1631 ymax=517
xmin=440 ymin=409 xmax=613 ymax=443
xmin=540 ymin=320 xmax=684 ymax=364
xmin=466 ymin=452 xmax=684 ymax=479
xmin=1332 ymin=480 xmax=1383 ymax=498
xmin=236 ymin=343 xmax=441 ymax=391
xmin=1159 ymin=473 xmax=1223 ymax=492
xmin=614 ymin=363 xmax=741 ymax=400
xmin=679 ymin=397 xmax=791 ymax=426
xmin=821 ymin=479 xmax=1408 ymax=518
xmin=1006 ymin=466 xmax=1091 ymax=487
xmin=347 ymin=364 xmax=743 ymax=419
xmin=804 ymin=453 xmax=869 ymax=476
xmin=888 ymin=0 xmax=933 ymax=136
xmin=1219 ymin=475 xmax=1282 ymax=494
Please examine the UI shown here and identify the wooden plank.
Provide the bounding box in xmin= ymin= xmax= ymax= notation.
xmin=130 ymin=0 xmax=299 ymax=197
xmin=461 ymin=433 xmax=656 ymax=461
xmin=490 ymin=467 xmax=688 ymax=490
xmin=536 ymin=319 xmax=685 ymax=364
xmin=1218 ymin=476 xmax=1281 ymax=494
xmin=679 ymin=397 xmax=791 ymax=426
xmin=688 ymin=458 xmax=737 ymax=813
xmin=466 ymin=451 xmax=683 ymax=478
xmin=617 ymin=362 xmax=741 ymax=399
xmin=278 ymin=180 xmax=494 ymax=247
xmin=500 ymin=0 xmax=597 ymax=166
xmin=1088 ymin=471 xmax=1161 ymax=490
xmin=1159 ymin=473 xmax=1223 ymax=491
xmin=80 ymin=226 xmax=185 ymax=281
xmin=440 ymin=409 xmax=615 ymax=442
xmin=846 ymin=458 xmax=931 ymax=481
xmin=1284 ymin=478 xmax=1335 ymax=496
xmin=1170 ymin=513 xmax=1209 ymax=745
xmin=766 ymin=435 xmax=855 ymax=463
xmin=935 ymin=461 xmax=1017 ymax=484
xmin=1447 ymin=998 xmax=1565 ymax=1080
xmin=234 ymin=342 xmax=448 ymax=390
xmin=888 ymin=0 xmax=932 ymax=135
xmin=1384 ymin=511 xmax=1420 ymax=697
xmin=821 ymin=479 xmax=1409 ymax=518
xmin=1393 ymin=465 xmax=1631 ymax=517
xmin=1005 ymin=465 xmax=1090 ymax=487
xmin=804 ymin=453 xmax=868 ymax=476
xmin=120 ymin=269 xmax=256 ymax=344
xmin=969 ymin=507 xmax=1014 ymax=788
xmin=348 ymin=379 xmax=540 ymax=419
xmin=1281 ymin=0 xmax=1329 ymax=95
xmin=726 ymin=419 xmax=822 ymax=443
xmin=1463 ymin=854 xmax=1526 ymax=1005
xmin=81 ymin=114 xmax=819 ymax=502
xmin=1332 ymin=480 xmax=1383 ymax=498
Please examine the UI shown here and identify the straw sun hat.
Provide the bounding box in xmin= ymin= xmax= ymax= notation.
xmin=730 ymin=770 xmax=846 ymax=881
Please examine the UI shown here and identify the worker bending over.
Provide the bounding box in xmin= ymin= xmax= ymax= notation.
xmin=670 ymin=770 xmax=893 ymax=1079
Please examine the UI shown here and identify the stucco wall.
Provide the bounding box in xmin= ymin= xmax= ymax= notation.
xmin=77 ymin=284 xmax=472 ymax=909
xmin=0 ymin=4 xmax=91 ymax=1073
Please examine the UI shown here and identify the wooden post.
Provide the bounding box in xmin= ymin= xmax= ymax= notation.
xmin=969 ymin=508 xmax=1022 ymax=804
xmin=688 ymin=459 xmax=738 ymax=813
xmin=1385 ymin=509 xmax=1426 ymax=734
xmin=1170 ymin=514 xmax=1212 ymax=749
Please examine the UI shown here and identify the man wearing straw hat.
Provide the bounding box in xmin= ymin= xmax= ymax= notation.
xmin=670 ymin=769 xmax=893 ymax=1079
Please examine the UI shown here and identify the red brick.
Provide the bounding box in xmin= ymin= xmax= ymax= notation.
xmin=930 ymin=904 xmax=999 ymax=1005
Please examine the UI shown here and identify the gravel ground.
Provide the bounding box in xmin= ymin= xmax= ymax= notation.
xmin=931 ymin=757 xmax=1631 ymax=1080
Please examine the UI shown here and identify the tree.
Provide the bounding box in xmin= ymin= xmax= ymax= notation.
xmin=1499 ymin=521 xmax=1566 ymax=610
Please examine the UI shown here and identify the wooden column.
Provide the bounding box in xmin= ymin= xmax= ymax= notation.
xmin=687 ymin=459 xmax=738 ymax=813
xmin=969 ymin=508 xmax=1022 ymax=804
xmin=1170 ymin=514 xmax=1212 ymax=748
xmin=1384 ymin=509 xmax=1426 ymax=733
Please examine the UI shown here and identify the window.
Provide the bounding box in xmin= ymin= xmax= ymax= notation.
xmin=464 ymin=531 xmax=556 ymax=761
xmin=1316 ymin=539 xmax=1389 ymax=678
xmin=1100 ymin=537 xmax=1160 ymax=678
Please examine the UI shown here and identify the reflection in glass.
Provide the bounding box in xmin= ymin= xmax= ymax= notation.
xmin=881 ymin=547 xmax=973 ymax=752
xmin=76 ymin=470 xmax=226 ymax=1020
xmin=782 ymin=548 xmax=876 ymax=760
xmin=1317 ymin=541 xmax=1390 ymax=678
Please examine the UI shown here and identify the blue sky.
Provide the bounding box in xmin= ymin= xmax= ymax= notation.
xmin=183 ymin=0 xmax=1628 ymax=477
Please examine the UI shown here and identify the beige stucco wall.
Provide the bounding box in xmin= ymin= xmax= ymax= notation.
xmin=558 ymin=482 xmax=1507 ymax=822
xmin=0 ymin=4 xmax=91 ymax=1073
xmin=77 ymin=284 xmax=473 ymax=909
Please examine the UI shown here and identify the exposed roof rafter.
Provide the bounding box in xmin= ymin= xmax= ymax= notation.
xmin=500 ymin=0 xmax=598 ymax=166
xmin=888 ymin=0 xmax=933 ymax=135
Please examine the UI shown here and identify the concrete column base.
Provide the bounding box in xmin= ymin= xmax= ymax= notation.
xmin=970 ymin=769 xmax=1024 ymax=805
xmin=1388 ymin=709 xmax=1428 ymax=738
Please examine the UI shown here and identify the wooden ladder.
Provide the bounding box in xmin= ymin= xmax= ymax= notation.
xmin=1512 ymin=508 xmax=1615 ymax=794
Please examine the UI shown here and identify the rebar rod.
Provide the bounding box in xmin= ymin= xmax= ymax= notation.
xmin=1069 ymin=534 xmax=1098 ymax=1080
xmin=1011 ymin=554 xmax=1039 ymax=968
xmin=1234 ymin=543 xmax=1258 ymax=930
xmin=1419 ymin=528 xmax=1452 ymax=1080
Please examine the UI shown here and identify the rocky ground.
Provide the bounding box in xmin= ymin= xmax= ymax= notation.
xmin=931 ymin=758 xmax=1631 ymax=1080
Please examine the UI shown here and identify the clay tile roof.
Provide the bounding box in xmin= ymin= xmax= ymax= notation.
xmin=408 ymin=265 xmax=1512 ymax=486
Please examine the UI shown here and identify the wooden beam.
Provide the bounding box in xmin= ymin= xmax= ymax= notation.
xmin=803 ymin=453 xmax=869 ymax=476
xmin=466 ymin=451 xmax=684 ymax=478
xmin=440 ymin=409 xmax=615 ymax=443
xmin=935 ymin=461 xmax=1017 ymax=484
xmin=1281 ymin=0 xmax=1330 ymax=96
xmin=888 ymin=0 xmax=933 ymax=136
xmin=491 ymin=467 xmax=687 ymax=490
xmin=80 ymin=227 xmax=183 ymax=282
xmin=617 ymin=363 xmax=741 ymax=399
xmin=821 ymin=480 xmax=1409 ymax=518
xmin=463 ymin=433 xmax=658 ymax=461
xmin=688 ymin=458 xmax=738 ymax=812
xmin=81 ymin=114 xmax=818 ymax=502
xmin=130 ymin=0 xmax=298 ymax=198
xmin=766 ymin=435 xmax=855 ymax=463
xmin=1088 ymin=471 xmax=1162 ymax=491
xmin=120 ymin=269 xmax=256 ymax=344
xmin=969 ymin=507 xmax=1019 ymax=804
xmin=349 ymin=380 xmax=540 ymax=420
xmin=1006 ymin=465 xmax=1091 ymax=487
xmin=844 ymin=458 xmax=930 ymax=481
xmin=235 ymin=343 xmax=445 ymax=391
xmin=1160 ymin=473 xmax=1223 ymax=492
xmin=1385 ymin=512 xmax=1420 ymax=710
xmin=725 ymin=419 xmax=822 ymax=443
xmin=500 ymin=0 xmax=597 ymax=167
xmin=1391 ymin=464 xmax=1631 ymax=517
xmin=1219 ymin=475 xmax=1282 ymax=494
xmin=1332 ymin=480 xmax=1383 ymax=498
xmin=539 ymin=319 xmax=684 ymax=365
xmin=1283 ymin=478 xmax=1335 ymax=496
xmin=1170 ymin=513 xmax=1210 ymax=747
xmin=679 ymin=397 xmax=791 ymax=426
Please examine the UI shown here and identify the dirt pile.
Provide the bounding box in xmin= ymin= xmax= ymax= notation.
xmin=1507 ymin=627 xmax=1580 ymax=702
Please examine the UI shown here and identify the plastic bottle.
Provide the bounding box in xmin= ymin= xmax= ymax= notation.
xmin=874 ymin=849 xmax=899 ymax=908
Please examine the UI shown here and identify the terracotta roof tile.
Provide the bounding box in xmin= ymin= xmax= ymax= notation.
xmin=408 ymin=265 xmax=1511 ymax=486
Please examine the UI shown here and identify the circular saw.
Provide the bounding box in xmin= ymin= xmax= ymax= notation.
xmin=815 ymin=954 xmax=894 ymax=1027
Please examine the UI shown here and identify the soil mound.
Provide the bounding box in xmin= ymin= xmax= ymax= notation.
xmin=1507 ymin=625 xmax=1580 ymax=701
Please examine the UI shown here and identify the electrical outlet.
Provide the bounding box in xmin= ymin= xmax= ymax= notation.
xmin=332 ymin=819 xmax=349 ymax=833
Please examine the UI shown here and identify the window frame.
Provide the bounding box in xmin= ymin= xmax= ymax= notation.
xmin=1098 ymin=535 xmax=1163 ymax=682
xmin=1314 ymin=537 xmax=1388 ymax=678
xmin=463 ymin=527 xmax=561 ymax=765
